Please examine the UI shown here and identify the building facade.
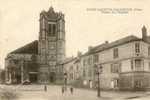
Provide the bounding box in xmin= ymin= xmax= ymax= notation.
xmin=38 ymin=7 xmax=65 ymax=83
xmin=63 ymin=26 xmax=150 ymax=90
xmin=5 ymin=7 xmax=65 ymax=84
xmin=4 ymin=6 xmax=150 ymax=90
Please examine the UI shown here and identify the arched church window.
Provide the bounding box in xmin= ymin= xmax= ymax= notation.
xmin=53 ymin=24 xmax=56 ymax=35
xmin=48 ymin=24 xmax=56 ymax=36
xmin=48 ymin=24 xmax=52 ymax=34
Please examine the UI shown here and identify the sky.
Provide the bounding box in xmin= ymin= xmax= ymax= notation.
xmin=0 ymin=0 xmax=150 ymax=69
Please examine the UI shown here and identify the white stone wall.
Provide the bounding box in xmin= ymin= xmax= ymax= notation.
xmin=98 ymin=42 xmax=134 ymax=64
xmin=121 ymin=59 xmax=131 ymax=72
xmin=144 ymin=59 xmax=149 ymax=71
xmin=80 ymin=55 xmax=93 ymax=80
xmin=141 ymin=41 xmax=149 ymax=57
xmin=140 ymin=41 xmax=150 ymax=71
xmin=63 ymin=40 xmax=150 ymax=89
xmin=63 ymin=60 xmax=75 ymax=82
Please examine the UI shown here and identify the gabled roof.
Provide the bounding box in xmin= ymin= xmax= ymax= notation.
xmin=83 ymin=35 xmax=140 ymax=56
xmin=10 ymin=40 xmax=38 ymax=54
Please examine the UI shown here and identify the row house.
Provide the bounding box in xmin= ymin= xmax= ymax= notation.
xmin=62 ymin=56 xmax=82 ymax=85
xmin=63 ymin=26 xmax=150 ymax=90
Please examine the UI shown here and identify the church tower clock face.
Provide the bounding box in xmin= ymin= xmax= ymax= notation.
xmin=38 ymin=7 xmax=65 ymax=83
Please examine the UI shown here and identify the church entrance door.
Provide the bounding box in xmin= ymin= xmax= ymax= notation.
xmin=29 ymin=73 xmax=38 ymax=83
xmin=49 ymin=72 xmax=55 ymax=83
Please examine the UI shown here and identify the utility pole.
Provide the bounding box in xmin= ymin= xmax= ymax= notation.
xmin=64 ymin=72 xmax=67 ymax=91
xmin=21 ymin=60 xmax=24 ymax=84
xmin=97 ymin=65 xmax=102 ymax=97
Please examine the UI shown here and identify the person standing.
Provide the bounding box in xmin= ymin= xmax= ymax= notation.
xmin=62 ymin=86 xmax=64 ymax=95
xmin=70 ymin=86 xmax=74 ymax=95
xmin=44 ymin=85 xmax=47 ymax=92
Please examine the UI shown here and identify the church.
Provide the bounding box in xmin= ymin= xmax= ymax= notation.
xmin=5 ymin=6 xmax=65 ymax=84
xmin=5 ymin=5 xmax=150 ymax=91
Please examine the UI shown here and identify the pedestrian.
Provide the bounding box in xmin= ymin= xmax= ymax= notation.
xmin=64 ymin=86 xmax=67 ymax=91
xmin=62 ymin=86 xmax=64 ymax=95
xmin=44 ymin=85 xmax=47 ymax=92
xmin=70 ymin=86 xmax=74 ymax=94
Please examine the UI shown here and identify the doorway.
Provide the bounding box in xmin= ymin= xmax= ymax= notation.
xmin=29 ymin=73 xmax=38 ymax=83
xmin=49 ymin=72 xmax=56 ymax=82
xmin=111 ymin=79 xmax=119 ymax=89
xmin=16 ymin=75 xmax=21 ymax=84
xmin=134 ymin=80 xmax=142 ymax=89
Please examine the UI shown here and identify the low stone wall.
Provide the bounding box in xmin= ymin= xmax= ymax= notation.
xmin=0 ymin=88 xmax=18 ymax=100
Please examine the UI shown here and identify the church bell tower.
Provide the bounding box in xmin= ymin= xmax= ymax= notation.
xmin=38 ymin=7 xmax=65 ymax=83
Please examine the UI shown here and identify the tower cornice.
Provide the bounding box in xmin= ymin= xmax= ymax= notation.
xmin=39 ymin=7 xmax=64 ymax=21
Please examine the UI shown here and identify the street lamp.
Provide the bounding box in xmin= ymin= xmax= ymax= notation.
xmin=96 ymin=64 xmax=102 ymax=97
xmin=64 ymin=72 xmax=67 ymax=91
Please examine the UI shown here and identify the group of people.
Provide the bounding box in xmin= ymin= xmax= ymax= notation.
xmin=44 ymin=85 xmax=74 ymax=95
xmin=62 ymin=86 xmax=74 ymax=95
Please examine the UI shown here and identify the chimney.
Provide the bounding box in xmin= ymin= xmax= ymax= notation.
xmin=77 ymin=51 xmax=82 ymax=57
xmin=105 ymin=41 xmax=109 ymax=44
xmin=88 ymin=46 xmax=93 ymax=51
xmin=142 ymin=25 xmax=147 ymax=40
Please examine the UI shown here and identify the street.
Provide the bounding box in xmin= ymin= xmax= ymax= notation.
xmin=0 ymin=85 xmax=150 ymax=100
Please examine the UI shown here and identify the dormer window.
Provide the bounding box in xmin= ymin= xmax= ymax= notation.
xmin=48 ymin=24 xmax=52 ymax=33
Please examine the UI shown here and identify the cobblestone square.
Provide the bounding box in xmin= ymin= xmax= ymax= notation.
xmin=1 ymin=85 xmax=150 ymax=100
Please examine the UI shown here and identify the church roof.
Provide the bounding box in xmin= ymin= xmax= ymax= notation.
xmin=10 ymin=40 xmax=38 ymax=54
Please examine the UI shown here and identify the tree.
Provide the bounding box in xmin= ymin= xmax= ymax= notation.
xmin=0 ymin=69 xmax=5 ymax=84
